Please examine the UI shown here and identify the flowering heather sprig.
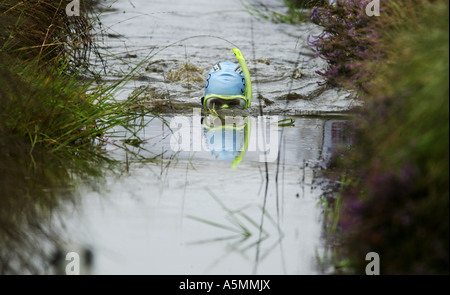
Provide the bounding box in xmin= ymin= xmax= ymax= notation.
xmin=319 ymin=0 xmax=449 ymax=274
xmin=309 ymin=0 xmax=383 ymax=90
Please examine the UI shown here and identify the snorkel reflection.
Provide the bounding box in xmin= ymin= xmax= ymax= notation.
xmin=202 ymin=114 xmax=251 ymax=169
xmin=169 ymin=109 xmax=279 ymax=166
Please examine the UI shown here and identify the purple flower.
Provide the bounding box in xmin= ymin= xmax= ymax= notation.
xmin=308 ymin=0 xmax=382 ymax=89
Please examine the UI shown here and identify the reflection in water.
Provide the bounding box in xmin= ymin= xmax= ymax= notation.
xmin=0 ymin=140 xmax=63 ymax=274
xmin=168 ymin=109 xmax=280 ymax=165
xmin=0 ymin=114 xmax=354 ymax=274
xmin=320 ymin=120 xmax=354 ymax=168
xmin=0 ymin=133 xmax=98 ymax=274
xmin=52 ymin=114 xmax=353 ymax=275
xmin=202 ymin=115 xmax=250 ymax=168
xmin=186 ymin=190 xmax=281 ymax=273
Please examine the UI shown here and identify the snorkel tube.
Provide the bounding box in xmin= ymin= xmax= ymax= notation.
xmin=203 ymin=48 xmax=252 ymax=110
xmin=230 ymin=117 xmax=251 ymax=169
xmin=232 ymin=48 xmax=252 ymax=108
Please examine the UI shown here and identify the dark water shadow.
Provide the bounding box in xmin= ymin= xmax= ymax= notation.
xmin=0 ymin=132 xmax=104 ymax=274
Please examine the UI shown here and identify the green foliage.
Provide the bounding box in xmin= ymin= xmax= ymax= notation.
xmin=327 ymin=0 xmax=449 ymax=274
xmin=0 ymin=0 xmax=97 ymax=70
xmin=0 ymin=0 xmax=157 ymax=274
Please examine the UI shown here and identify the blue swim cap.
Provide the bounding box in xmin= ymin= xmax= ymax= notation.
xmin=204 ymin=62 xmax=246 ymax=98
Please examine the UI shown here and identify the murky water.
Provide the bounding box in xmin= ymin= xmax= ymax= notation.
xmin=50 ymin=0 xmax=357 ymax=275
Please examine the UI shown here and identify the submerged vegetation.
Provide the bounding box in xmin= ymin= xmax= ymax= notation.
xmin=310 ymin=0 xmax=449 ymax=274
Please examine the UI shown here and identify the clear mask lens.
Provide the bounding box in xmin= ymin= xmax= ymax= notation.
xmin=205 ymin=97 xmax=246 ymax=109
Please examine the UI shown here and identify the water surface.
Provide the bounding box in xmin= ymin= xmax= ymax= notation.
xmin=54 ymin=0 xmax=357 ymax=275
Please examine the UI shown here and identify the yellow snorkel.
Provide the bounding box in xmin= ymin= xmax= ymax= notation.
xmin=230 ymin=117 xmax=251 ymax=169
xmin=233 ymin=48 xmax=252 ymax=108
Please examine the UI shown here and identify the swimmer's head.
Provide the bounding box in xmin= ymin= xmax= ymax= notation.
xmin=202 ymin=49 xmax=252 ymax=110
xmin=203 ymin=62 xmax=246 ymax=109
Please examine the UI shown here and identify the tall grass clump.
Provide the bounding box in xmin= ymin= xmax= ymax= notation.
xmin=311 ymin=0 xmax=449 ymax=274
xmin=0 ymin=0 xmax=148 ymax=182
xmin=0 ymin=0 xmax=153 ymax=274
xmin=0 ymin=0 xmax=99 ymax=70
xmin=0 ymin=59 xmax=145 ymax=160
